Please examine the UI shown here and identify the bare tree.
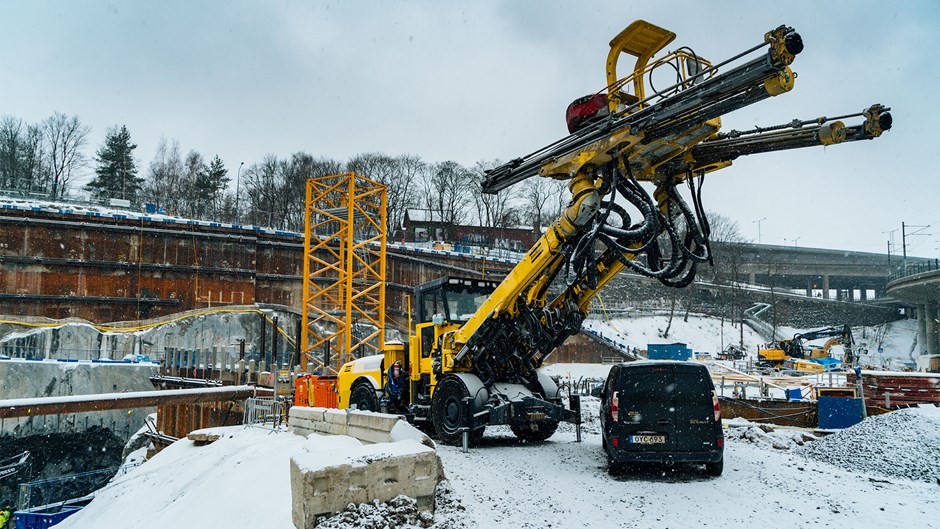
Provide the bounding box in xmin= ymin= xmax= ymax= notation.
xmin=522 ymin=177 xmax=554 ymax=234
xmin=547 ymin=178 xmax=569 ymax=221
xmin=348 ymin=152 xmax=421 ymax=238
xmin=42 ymin=112 xmax=90 ymax=198
xmin=143 ymin=138 xmax=186 ymax=214
xmin=469 ymin=159 xmax=513 ymax=231
xmin=242 ymin=154 xmax=280 ymax=228
xmin=0 ymin=116 xmax=46 ymax=193
xmin=422 ymin=161 xmax=473 ymax=240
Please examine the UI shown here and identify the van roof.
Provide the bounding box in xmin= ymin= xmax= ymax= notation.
xmin=618 ymin=360 xmax=705 ymax=368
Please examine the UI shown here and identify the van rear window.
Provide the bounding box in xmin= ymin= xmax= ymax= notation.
xmin=618 ymin=370 xmax=675 ymax=401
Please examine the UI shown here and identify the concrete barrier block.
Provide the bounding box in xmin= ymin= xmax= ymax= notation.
xmin=345 ymin=425 xmax=390 ymax=444
xmin=288 ymin=418 xmax=315 ymax=434
xmin=347 ymin=410 xmax=402 ymax=432
xmin=290 ymin=443 xmax=444 ymax=528
xmin=290 ymin=406 xmax=327 ymax=423
xmin=311 ymin=422 xmax=346 ymax=436
xmin=324 ymin=409 xmax=348 ymax=425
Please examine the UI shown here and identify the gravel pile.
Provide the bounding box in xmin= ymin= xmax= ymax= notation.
xmin=317 ymin=481 xmax=468 ymax=529
xmin=796 ymin=405 xmax=940 ymax=484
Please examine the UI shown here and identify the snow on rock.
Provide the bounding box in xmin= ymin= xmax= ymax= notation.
xmin=796 ymin=405 xmax=940 ymax=484
xmin=291 ymin=437 xmax=434 ymax=474
xmin=389 ymin=419 xmax=436 ymax=449
xmin=724 ymin=419 xmax=818 ymax=450
xmin=316 ymin=482 xmax=467 ymax=529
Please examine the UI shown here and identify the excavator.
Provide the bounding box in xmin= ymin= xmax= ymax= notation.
xmin=758 ymin=324 xmax=856 ymax=369
xmin=335 ymin=20 xmax=891 ymax=445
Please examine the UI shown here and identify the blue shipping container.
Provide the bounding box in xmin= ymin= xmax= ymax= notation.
xmin=14 ymin=507 xmax=82 ymax=529
xmin=817 ymin=396 xmax=864 ymax=429
xmin=647 ymin=343 xmax=692 ymax=361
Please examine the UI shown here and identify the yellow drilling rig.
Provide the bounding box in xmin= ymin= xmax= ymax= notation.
xmin=332 ymin=20 xmax=891 ymax=445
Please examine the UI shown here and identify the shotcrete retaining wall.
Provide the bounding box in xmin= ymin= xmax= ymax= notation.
xmin=0 ymin=358 xmax=158 ymax=439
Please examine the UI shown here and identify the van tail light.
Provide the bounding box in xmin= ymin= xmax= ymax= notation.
xmin=712 ymin=390 xmax=721 ymax=422
xmin=611 ymin=391 xmax=619 ymax=422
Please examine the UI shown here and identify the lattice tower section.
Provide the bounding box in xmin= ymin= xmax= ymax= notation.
xmin=301 ymin=172 xmax=386 ymax=374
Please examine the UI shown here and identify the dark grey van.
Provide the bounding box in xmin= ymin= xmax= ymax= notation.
xmin=599 ymin=361 xmax=724 ymax=475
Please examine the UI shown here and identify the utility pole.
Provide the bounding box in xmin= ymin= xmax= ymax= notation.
xmin=902 ymin=221 xmax=907 ymax=273
xmin=235 ymin=161 xmax=245 ymax=224
xmin=753 ymin=217 xmax=767 ymax=245
xmin=902 ymin=222 xmax=932 ymax=275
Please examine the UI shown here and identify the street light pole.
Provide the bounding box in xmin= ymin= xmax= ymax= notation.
xmin=235 ymin=161 xmax=245 ymax=224
xmin=753 ymin=217 xmax=767 ymax=244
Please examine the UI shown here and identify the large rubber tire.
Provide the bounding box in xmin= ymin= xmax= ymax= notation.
xmin=510 ymin=418 xmax=559 ymax=442
xmin=432 ymin=376 xmax=477 ymax=446
xmin=705 ymin=458 xmax=724 ymax=476
xmin=349 ymin=381 xmax=379 ymax=412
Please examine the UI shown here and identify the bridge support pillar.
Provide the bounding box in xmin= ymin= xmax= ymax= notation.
xmin=927 ymin=301 xmax=939 ymax=357
xmin=748 ymin=272 xmax=756 ymax=285
xmin=805 ymin=279 xmax=813 ymax=298
xmin=822 ymin=275 xmax=830 ymax=300
xmin=860 ymin=288 xmax=867 ymax=301
xmin=917 ymin=304 xmax=929 ymax=355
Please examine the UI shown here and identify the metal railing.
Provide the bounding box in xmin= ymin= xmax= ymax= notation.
xmin=242 ymin=397 xmax=285 ymax=429
xmin=17 ymin=462 xmax=141 ymax=511
xmin=889 ymin=259 xmax=940 ymax=282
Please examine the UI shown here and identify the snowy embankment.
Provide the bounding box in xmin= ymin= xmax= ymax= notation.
xmin=582 ymin=314 xmax=918 ymax=368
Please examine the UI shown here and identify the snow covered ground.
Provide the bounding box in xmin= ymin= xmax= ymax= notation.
xmin=54 ymin=403 xmax=940 ymax=529
xmin=47 ymin=314 xmax=930 ymax=529
xmin=437 ymin=405 xmax=939 ymax=529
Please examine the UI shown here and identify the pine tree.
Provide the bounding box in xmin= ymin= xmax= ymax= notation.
xmin=87 ymin=125 xmax=140 ymax=203
xmin=204 ymin=155 xmax=229 ymax=215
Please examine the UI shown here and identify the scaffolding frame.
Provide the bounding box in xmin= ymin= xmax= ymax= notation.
xmin=301 ymin=172 xmax=386 ymax=374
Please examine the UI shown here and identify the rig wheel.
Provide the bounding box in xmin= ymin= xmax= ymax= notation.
xmin=432 ymin=376 xmax=480 ymax=446
xmin=349 ymin=381 xmax=379 ymax=412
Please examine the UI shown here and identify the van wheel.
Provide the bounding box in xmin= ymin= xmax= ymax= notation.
xmin=510 ymin=419 xmax=559 ymax=442
xmin=350 ymin=381 xmax=379 ymax=412
xmin=606 ymin=451 xmax=624 ymax=476
xmin=705 ymin=459 xmax=723 ymax=476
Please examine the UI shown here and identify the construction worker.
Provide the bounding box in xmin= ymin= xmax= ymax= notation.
xmin=0 ymin=505 xmax=11 ymax=529
xmin=385 ymin=361 xmax=405 ymax=412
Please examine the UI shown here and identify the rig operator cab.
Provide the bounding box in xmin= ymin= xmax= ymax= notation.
xmin=337 ymin=277 xmax=578 ymax=445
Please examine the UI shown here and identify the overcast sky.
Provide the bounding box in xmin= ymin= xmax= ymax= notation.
xmin=2 ymin=1 xmax=938 ymax=256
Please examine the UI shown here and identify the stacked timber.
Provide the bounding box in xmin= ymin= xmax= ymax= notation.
xmin=847 ymin=370 xmax=940 ymax=407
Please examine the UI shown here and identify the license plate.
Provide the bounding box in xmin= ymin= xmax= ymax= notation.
xmin=629 ymin=435 xmax=666 ymax=444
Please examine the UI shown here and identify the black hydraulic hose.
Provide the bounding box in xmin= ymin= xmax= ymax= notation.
xmin=664 ymin=184 xmax=709 ymax=262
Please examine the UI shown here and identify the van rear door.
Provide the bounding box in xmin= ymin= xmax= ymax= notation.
xmin=615 ymin=364 xmax=677 ymax=451
xmin=672 ymin=364 xmax=720 ymax=452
